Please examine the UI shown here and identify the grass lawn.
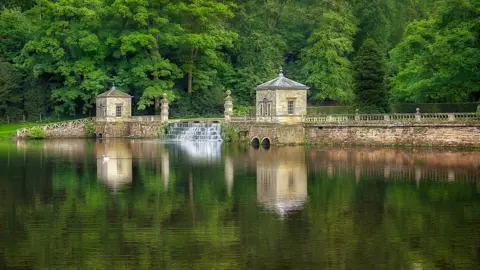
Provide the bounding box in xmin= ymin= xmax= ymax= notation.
xmin=0 ymin=123 xmax=41 ymax=139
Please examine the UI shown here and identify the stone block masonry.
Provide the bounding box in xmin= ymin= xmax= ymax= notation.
xmin=306 ymin=124 xmax=480 ymax=147
xmin=233 ymin=122 xmax=480 ymax=147
xmin=95 ymin=121 xmax=165 ymax=138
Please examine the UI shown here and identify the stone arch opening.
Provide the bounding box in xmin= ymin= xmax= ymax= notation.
xmin=97 ymin=133 xmax=103 ymax=139
xmin=251 ymin=137 xmax=260 ymax=148
xmin=261 ymin=137 xmax=271 ymax=147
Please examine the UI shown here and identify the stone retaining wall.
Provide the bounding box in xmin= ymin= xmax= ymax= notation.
xmin=45 ymin=123 xmax=87 ymax=138
xmin=94 ymin=121 xmax=165 ymax=138
xmin=129 ymin=122 xmax=165 ymax=138
xmin=234 ymin=123 xmax=480 ymax=147
xmin=305 ymin=124 xmax=480 ymax=147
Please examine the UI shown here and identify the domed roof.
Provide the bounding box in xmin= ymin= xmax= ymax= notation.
xmin=255 ymin=68 xmax=309 ymax=90
xmin=97 ymin=83 xmax=132 ymax=98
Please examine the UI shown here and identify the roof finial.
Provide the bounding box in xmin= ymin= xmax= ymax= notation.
xmin=112 ymin=81 xmax=116 ymax=90
xmin=279 ymin=66 xmax=284 ymax=77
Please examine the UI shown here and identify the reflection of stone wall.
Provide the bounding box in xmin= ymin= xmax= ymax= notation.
xmin=16 ymin=139 xmax=87 ymax=158
xmin=308 ymin=148 xmax=480 ymax=182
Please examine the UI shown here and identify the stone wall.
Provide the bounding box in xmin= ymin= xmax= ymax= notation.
xmin=96 ymin=96 xmax=131 ymax=121
xmin=232 ymin=123 xmax=305 ymax=144
xmin=45 ymin=123 xmax=87 ymax=138
xmin=275 ymin=89 xmax=307 ymax=116
xmin=305 ymin=124 xmax=480 ymax=147
xmin=232 ymin=122 xmax=480 ymax=147
xmin=94 ymin=121 xmax=165 ymax=138
xmin=129 ymin=122 xmax=165 ymax=138
xmin=95 ymin=121 xmax=130 ymax=137
xmin=255 ymin=89 xmax=307 ymax=118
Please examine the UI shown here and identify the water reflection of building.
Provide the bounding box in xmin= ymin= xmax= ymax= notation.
xmin=255 ymin=147 xmax=307 ymax=216
xmin=96 ymin=140 xmax=132 ymax=189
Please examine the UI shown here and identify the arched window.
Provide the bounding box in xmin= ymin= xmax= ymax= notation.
xmin=259 ymin=103 xmax=263 ymax=116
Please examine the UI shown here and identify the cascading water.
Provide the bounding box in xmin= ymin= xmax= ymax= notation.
xmin=164 ymin=122 xmax=222 ymax=142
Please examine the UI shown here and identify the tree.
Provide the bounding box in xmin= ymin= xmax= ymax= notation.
xmin=0 ymin=60 xmax=23 ymax=120
xmin=300 ymin=0 xmax=357 ymax=102
xmin=389 ymin=0 xmax=480 ymax=103
xmin=353 ymin=39 xmax=387 ymax=113
xmin=19 ymin=0 xmax=109 ymax=115
xmin=164 ymin=0 xmax=237 ymax=94
xmin=104 ymin=0 xmax=182 ymax=113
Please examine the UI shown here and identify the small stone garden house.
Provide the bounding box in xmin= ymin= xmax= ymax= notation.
xmin=96 ymin=84 xmax=132 ymax=121
xmin=255 ymin=68 xmax=309 ymax=123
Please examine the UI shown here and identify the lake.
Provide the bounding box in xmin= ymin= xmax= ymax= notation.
xmin=1 ymin=139 xmax=480 ymax=269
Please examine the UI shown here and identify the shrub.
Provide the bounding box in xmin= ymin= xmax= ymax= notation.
xmin=157 ymin=124 xmax=168 ymax=139
xmin=84 ymin=121 xmax=95 ymax=137
xmin=221 ymin=123 xmax=240 ymax=142
xmin=28 ymin=127 xmax=46 ymax=139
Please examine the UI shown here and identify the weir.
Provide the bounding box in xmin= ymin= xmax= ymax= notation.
xmin=164 ymin=122 xmax=223 ymax=142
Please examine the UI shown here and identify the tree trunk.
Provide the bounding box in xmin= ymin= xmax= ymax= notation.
xmin=187 ymin=67 xmax=193 ymax=93
xmin=155 ymin=97 xmax=160 ymax=115
xmin=153 ymin=74 xmax=160 ymax=114
xmin=187 ymin=48 xmax=196 ymax=93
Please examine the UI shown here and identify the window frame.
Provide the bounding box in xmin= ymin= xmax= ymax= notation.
xmin=287 ymin=100 xmax=295 ymax=115
xmin=115 ymin=104 xmax=123 ymax=117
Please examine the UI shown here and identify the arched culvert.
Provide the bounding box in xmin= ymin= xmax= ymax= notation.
xmin=251 ymin=137 xmax=260 ymax=148
xmin=261 ymin=137 xmax=271 ymax=147
xmin=98 ymin=133 xmax=103 ymax=139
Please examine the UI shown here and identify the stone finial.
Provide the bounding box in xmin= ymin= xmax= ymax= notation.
xmin=225 ymin=89 xmax=232 ymax=101
xmin=355 ymin=109 xmax=359 ymax=114
xmin=279 ymin=66 xmax=284 ymax=77
xmin=111 ymin=82 xmax=116 ymax=90
xmin=162 ymin=93 xmax=167 ymax=99
xmin=415 ymin=108 xmax=421 ymax=122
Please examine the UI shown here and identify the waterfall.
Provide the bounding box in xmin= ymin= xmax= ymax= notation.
xmin=164 ymin=122 xmax=223 ymax=142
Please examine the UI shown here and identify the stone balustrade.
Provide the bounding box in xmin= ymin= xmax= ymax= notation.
xmin=303 ymin=112 xmax=479 ymax=124
xmin=16 ymin=118 xmax=95 ymax=138
xmin=130 ymin=115 xmax=163 ymax=122
xmin=230 ymin=112 xmax=480 ymax=124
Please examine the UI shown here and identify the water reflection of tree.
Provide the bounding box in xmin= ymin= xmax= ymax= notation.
xmin=0 ymin=142 xmax=480 ymax=269
xmin=0 ymin=140 xmax=240 ymax=269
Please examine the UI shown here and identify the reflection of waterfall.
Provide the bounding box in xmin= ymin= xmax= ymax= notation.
xmin=177 ymin=141 xmax=223 ymax=164
xmin=165 ymin=123 xmax=222 ymax=141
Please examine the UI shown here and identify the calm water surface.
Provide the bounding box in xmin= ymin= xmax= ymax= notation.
xmin=1 ymin=139 xmax=480 ymax=269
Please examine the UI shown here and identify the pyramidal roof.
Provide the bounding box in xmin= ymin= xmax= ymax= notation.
xmin=97 ymin=83 xmax=132 ymax=98
xmin=255 ymin=68 xmax=309 ymax=90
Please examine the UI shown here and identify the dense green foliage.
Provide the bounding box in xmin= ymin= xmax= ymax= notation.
xmin=27 ymin=126 xmax=45 ymax=139
xmin=353 ymin=39 xmax=388 ymax=112
xmin=0 ymin=0 xmax=478 ymax=119
xmin=389 ymin=0 xmax=480 ymax=102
